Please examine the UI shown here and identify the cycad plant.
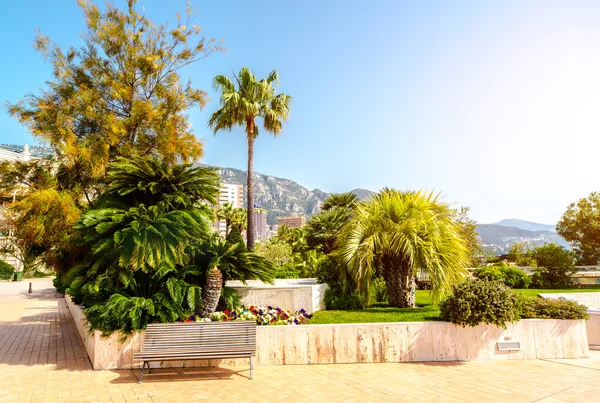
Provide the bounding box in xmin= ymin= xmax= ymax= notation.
xmin=66 ymin=156 xmax=219 ymax=332
xmin=209 ymin=67 xmax=292 ymax=249
xmin=193 ymin=234 xmax=276 ymax=318
xmin=85 ymin=266 xmax=203 ymax=335
xmin=341 ymin=189 xmax=468 ymax=307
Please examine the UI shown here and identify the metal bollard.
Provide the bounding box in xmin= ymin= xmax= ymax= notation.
xmin=29 ymin=282 xmax=32 ymax=293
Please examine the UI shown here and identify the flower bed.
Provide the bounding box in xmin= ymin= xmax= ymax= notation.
xmin=182 ymin=305 xmax=313 ymax=325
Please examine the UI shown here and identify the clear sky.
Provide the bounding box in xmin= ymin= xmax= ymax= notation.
xmin=1 ymin=0 xmax=599 ymax=225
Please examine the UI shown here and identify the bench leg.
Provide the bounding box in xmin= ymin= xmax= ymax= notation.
xmin=250 ymin=356 xmax=253 ymax=380
xmin=139 ymin=361 xmax=148 ymax=384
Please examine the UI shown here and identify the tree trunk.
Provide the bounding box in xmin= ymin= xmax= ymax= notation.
xmin=246 ymin=132 xmax=256 ymax=249
xmin=225 ymin=220 xmax=230 ymax=237
xmin=198 ymin=266 xmax=223 ymax=318
xmin=385 ymin=261 xmax=416 ymax=308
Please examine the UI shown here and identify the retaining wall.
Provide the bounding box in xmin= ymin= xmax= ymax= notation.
xmin=65 ymin=295 xmax=589 ymax=370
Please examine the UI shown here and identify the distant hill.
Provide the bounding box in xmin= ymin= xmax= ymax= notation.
xmin=492 ymin=219 xmax=556 ymax=232
xmin=476 ymin=224 xmax=569 ymax=255
xmin=216 ymin=166 xmax=373 ymax=225
xmin=350 ymin=188 xmax=375 ymax=201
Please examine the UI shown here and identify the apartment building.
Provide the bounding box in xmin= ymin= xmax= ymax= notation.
xmin=253 ymin=205 xmax=268 ymax=240
xmin=215 ymin=183 xmax=244 ymax=235
xmin=278 ymin=214 xmax=306 ymax=229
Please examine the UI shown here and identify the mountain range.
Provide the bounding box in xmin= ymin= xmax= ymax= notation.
xmin=216 ymin=167 xmax=569 ymax=252
xmin=0 ymin=144 xmax=570 ymax=251
xmin=216 ymin=166 xmax=374 ymax=224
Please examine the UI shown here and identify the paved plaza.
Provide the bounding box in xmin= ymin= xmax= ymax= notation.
xmin=1 ymin=278 xmax=600 ymax=402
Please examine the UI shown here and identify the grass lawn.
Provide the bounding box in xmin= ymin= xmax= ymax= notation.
xmin=309 ymin=290 xmax=441 ymax=324
xmin=514 ymin=286 xmax=600 ymax=299
xmin=309 ymin=287 xmax=600 ymax=324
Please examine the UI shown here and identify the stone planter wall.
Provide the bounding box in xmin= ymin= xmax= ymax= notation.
xmin=225 ymin=278 xmax=328 ymax=314
xmin=65 ymin=295 xmax=589 ymax=370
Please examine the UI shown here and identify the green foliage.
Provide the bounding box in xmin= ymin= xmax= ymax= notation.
xmin=0 ymin=260 xmax=15 ymax=280
xmin=530 ymin=243 xmax=576 ymax=288
xmin=439 ymin=280 xmax=522 ymax=328
xmin=274 ymin=263 xmax=300 ymax=279
xmin=64 ymin=157 xmax=219 ymax=332
xmin=341 ymin=188 xmax=469 ymax=307
xmin=500 ymin=265 xmax=531 ymax=289
xmin=53 ymin=275 xmax=68 ymax=294
xmin=369 ymin=277 xmax=389 ymax=304
xmin=225 ymin=226 xmax=245 ymax=247
xmin=557 ymin=192 xmax=600 ymax=265
xmin=323 ymin=286 xmax=365 ymax=310
xmin=473 ymin=266 xmax=504 ymax=282
xmin=508 ymin=242 xmax=537 ymax=266
xmin=521 ymin=298 xmax=588 ymax=320
xmin=454 ymin=207 xmax=485 ymax=267
xmin=217 ymin=287 xmax=241 ymax=312
xmin=8 ymin=0 xmax=221 ymax=199
xmin=254 ymin=239 xmax=292 ymax=267
xmin=473 ymin=263 xmax=531 ymax=289
xmin=85 ymin=267 xmax=202 ymax=335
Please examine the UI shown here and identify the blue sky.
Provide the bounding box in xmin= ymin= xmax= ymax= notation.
xmin=1 ymin=1 xmax=600 ymax=225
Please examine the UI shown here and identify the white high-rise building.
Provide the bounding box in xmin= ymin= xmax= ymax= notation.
xmin=219 ymin=183 xmax=243 ymax=208
xmin=216 ymin=183 xmax=244 ymax=235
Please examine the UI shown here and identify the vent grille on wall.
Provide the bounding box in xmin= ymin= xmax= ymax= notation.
xmin=497 ymin=341 xmax=521 ymax=351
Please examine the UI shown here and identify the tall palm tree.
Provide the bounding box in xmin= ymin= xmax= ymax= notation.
xmin=194 ymin=234 xmax=276 ymax=318
xmin=341 ymin=189 xmax=468 ymax=308
xmin=208 ymin=67 xmax=292 ymax=249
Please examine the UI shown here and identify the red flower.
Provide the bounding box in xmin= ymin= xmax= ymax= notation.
xmin=186 ymin=318 xmax=191 ymax=322
xmin=223 ymin=310 xmax=230 ymax=315
xmin=249 ymin=306 xmax=255 ymax=311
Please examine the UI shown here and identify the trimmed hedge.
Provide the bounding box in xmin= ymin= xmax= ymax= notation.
xmin=440 ymin=279 xmax=521 ymax=328
xmin=522 ymin=298 xmax=588 ymax=320
xmin=0 ymin=260 xmax=15 ymax=280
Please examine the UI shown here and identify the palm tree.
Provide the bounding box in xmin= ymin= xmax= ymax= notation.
xmin=306 ymin=192 xmax=358 ymax=254
xmin=217 ymin=202 xmax=235 ymax=236
xmin=194 ymin=234 xmax=276 ymax=318
xmin=341 ymin=189 xmax=468 ymax=308
xmin=209 ymin=67 xmax=292 ymax=249
xmin=321 ymin=192 xmax=358 ymax=211
xmin=231 ymin=208 xmax=247 ymax=232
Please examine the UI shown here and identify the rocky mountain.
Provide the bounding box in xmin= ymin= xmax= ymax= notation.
xmin=476 ymin=223 xmax=569 ymax=255
xmin=216 ymin=166 xmax=373 ymax=224
xmin=492 ymin=219 xmax=556 ymax=232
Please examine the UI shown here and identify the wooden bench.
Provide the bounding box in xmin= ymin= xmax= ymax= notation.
xmin=133 ymin=321 xmax=257 ymax=383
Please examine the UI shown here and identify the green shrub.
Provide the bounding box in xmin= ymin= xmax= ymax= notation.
xmin=0 ymin=260 xmax=15 ymax=280
xmin=530 ymin=243 xmax=576 ymax=288
xmin=226 ymin=227 xmax=245 ymax=247
xmin=53 ymin=276 xmax=68 ymax=294
xmin=324 ymin=286 xmax=365 ymax=310
xmin=369 ymin=277 xmax=388 ymax=304
xmin=274 ymin=263 xmax=300 ymax=279
xmin=473 ymin=265 xmax=531 ymax=289
xmin=499 ymin=266 xmax=531 ymax=289
xmin=439 ymin=279 xmax=521 ymax=328
xmin=473 ymin=266 xmax=504 ymax=282
xmin=521 ymin=298 xmax=588 ymax=320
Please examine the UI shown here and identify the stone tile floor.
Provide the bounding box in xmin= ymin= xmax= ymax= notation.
xmin=1 ymin=278 xmax=600 ymax=402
